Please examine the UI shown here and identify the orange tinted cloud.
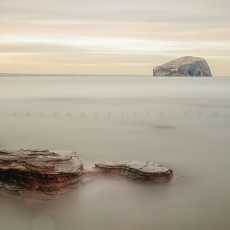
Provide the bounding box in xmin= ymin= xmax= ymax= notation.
xmin=0 ymin=0 xmax=230 ymax=75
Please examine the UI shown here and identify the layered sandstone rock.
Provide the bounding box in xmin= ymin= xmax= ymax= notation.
xmin=95 ymin=161 xmax=173 ymax=180
xmin=0 ymin=149 xmax=83 ymax=191
xmin=0 ymin=149 xmax=173 ymax=193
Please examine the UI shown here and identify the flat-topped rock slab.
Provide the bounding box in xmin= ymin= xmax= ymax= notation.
xmin=95 ymin=161 xmax=173 ymax=180
xmin=0 ymin=149 xmax=173 ymax=193
xmin=0 ymin=149 xmax=83 ymax=191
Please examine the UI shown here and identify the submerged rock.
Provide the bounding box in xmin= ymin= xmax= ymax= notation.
xmin=153 ymin=56 xmax=212 ymax=77
xmin=0 ymin=149 xmax=83 ymax=191
xmin=95 ymin=161 xmax=173 ymax=181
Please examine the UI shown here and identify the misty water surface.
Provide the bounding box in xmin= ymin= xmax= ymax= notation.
xmin=0 ymin=76 xmax=230 ymax=230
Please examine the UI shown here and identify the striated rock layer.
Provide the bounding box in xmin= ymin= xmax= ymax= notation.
xmin=153 ymin=56 xmax=212 ymax=77
xmin=95 ymin=161 xmax=173 ymax=181
xmin=0 ymin=149 xmax=83 ymax=191
xmin=0 ymin=149 xmax=173 ymax=192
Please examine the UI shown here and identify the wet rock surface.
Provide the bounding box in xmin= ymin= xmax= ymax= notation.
xmin=95 ymin=161 xmax=173 ymax=181
xmin=0 ymin=149 xmax=83 ymax=192
xmin=0 ymin=149 xmax=173 ymax=193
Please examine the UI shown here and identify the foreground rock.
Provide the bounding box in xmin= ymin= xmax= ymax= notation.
xmin=0 ymin=149 xmax=83 ymax=191
xmin=0 ymin=149 xmax=173 ymax=193
xmin=153 ymin=56 xmax=212 ymax=77
xmin=95 ymin=161 xmax=173 ymax=181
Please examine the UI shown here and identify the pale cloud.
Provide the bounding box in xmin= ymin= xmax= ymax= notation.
xmin=0 ymin=0 xmax=230 ymax=75
xmin=1 ymin=1 xmax=230 ymax=24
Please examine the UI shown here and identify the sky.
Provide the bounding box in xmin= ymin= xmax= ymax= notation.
xmin=0 ymin=0 xmax=230 ymax=75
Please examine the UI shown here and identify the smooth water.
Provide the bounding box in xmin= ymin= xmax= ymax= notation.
xmin=0 ymin=76 xmax=230 ymax=230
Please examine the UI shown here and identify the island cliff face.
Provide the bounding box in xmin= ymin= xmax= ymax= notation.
xmin=153 ymin=56 xmax=212 ymax=77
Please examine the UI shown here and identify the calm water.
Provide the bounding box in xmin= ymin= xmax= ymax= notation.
xmin=0 ymin=76 xmax=230 ymax=230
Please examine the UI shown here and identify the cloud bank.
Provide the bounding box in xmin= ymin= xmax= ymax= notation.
xmin=0 ymin=0 xmax=230 ymax=75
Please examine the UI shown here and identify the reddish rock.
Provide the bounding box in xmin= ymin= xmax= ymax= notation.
xmin=0 ymin=149 xmax=83 ymax=191
xmin=95 ymin=161 xmax=173 ymax=181
xmin=0 ymin=149 xmax=173 ymax=193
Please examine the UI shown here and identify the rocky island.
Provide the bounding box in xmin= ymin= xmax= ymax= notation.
xmin=0 ymin=149 xmax=173 ymax=193
xmin=153 ymin=56 xmax=212 ymax=77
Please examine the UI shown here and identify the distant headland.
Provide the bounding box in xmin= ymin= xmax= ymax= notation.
xmin=153 ymin=56 xmax=212 ymax=77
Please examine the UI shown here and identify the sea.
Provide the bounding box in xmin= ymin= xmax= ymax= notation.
xmin=0 ymin=75 xmax=229 ymax=230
